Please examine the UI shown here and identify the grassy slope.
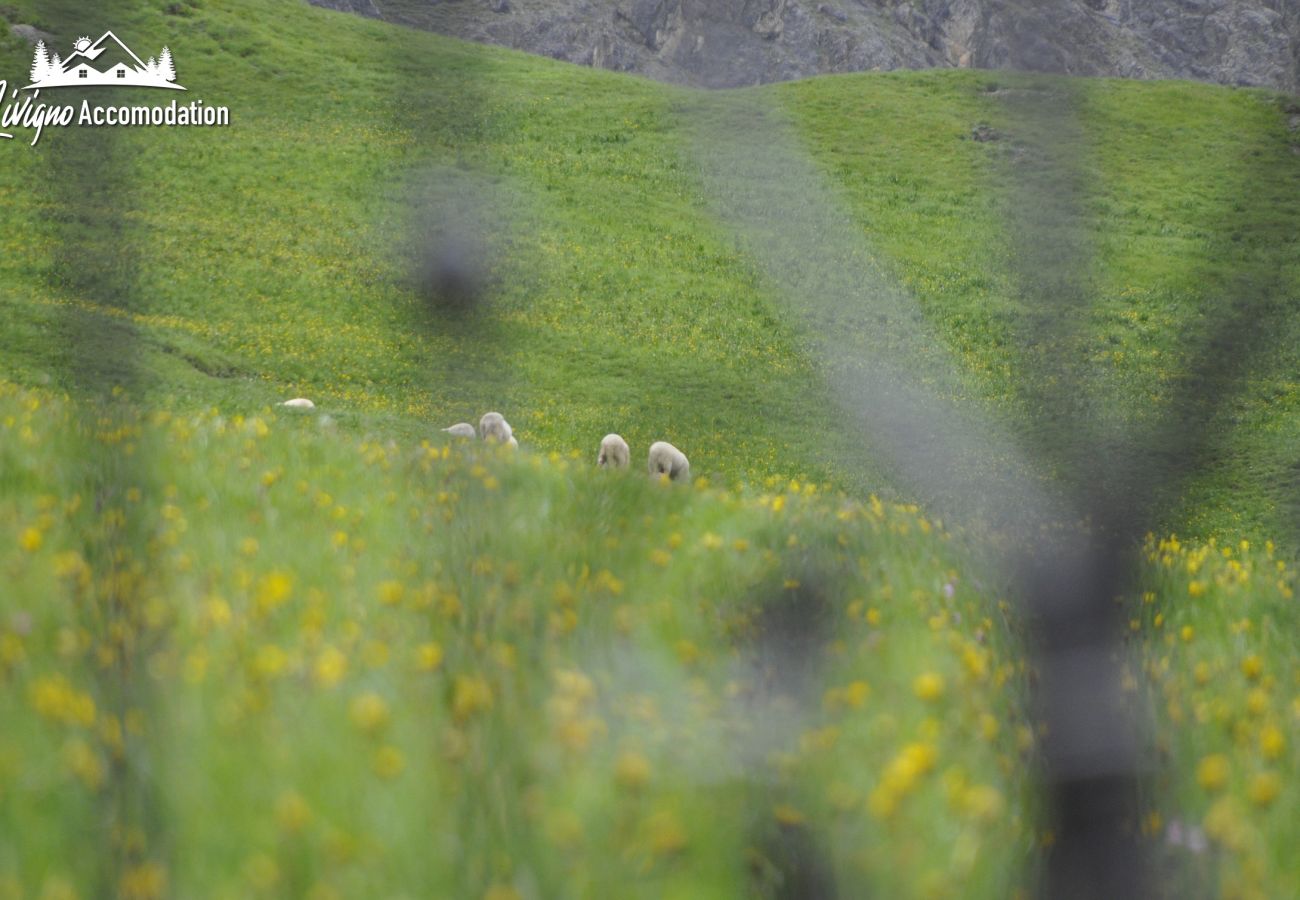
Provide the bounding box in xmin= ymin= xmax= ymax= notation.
xmin=0 ymin=384 xmax=1037 ymax=899
xmin=0 ymin=389 xmax=1294 ymax=898
xmin=0 ymin=0 xmax=1296 ymax=540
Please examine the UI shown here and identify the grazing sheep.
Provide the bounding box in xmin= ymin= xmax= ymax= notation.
xmin=647 ymin=441 xmax=689 ymax=482
xmin=506 ymin=436 xmax=519 ymax=450
xmin=598 ymin=434 xmax=630 ymax=469
xmin=442 ymin=423 xmax=477 ymax=438
xmin=281 ymin=398 xmax=315 ymax=409
xmin=479 ymin=411 xmax=514 ymax=444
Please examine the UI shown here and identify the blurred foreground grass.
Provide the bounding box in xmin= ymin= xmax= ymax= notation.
xmin=1 ymin=383 xmax=1295 ymax=898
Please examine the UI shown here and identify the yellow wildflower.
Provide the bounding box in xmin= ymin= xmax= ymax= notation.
xmin=961 ymin=784 xmax=1005 ymax=822
xmin=18 ymin=527 xmax=43 ymax=553
xmin=452 ymin=675 xmax=494 ymax=722
xmin=1196 ymin=754 xmax=1230 ymax=792
xmin=555 ymin=715 xmax=607 ymax=752
xmin=1241 ymin=655 xmax=1263 ymax=680
xmin=647 ymin=810 xmax=687 ymax=855
xmin=1247 ymin=771 xmax=1281 ymax=808
xmin=1246 ymin=689 xmax=1268 ymax=717
xmin=1142 ymin=810 xmax=1163 ymax=837
xmin=1259 ymin=724 xmax=1284 ymax=760
xmin=416 ymin=642 xmax=444 ymax=671
xmin=203 ymin=596 xmax=232 ymax=629
xmin=372 ymin=745 xmax=405 ymax=780
xmin=553 ymin=669 xmax=595 ymax=703
xmin=254 ymin=644 xmax=288 ymax=678
xmin=913 ymin=672 xmax=945 ymax=702
xmin=545 ymin=809 xmax=584 ymax=849
xmin=63 ymin=738 xmax=103 ymax=791
xmin=254 ymin=571 xmax=293 ymax=615
xmin=118 ymin=862 xmax=167 ymax=900
xmin=275 ymin=791 xmax=312 ymax=833
xmin=1203 ymin=798 xmax=1248 ymax=850
xmin=349 ymin=693 xmax=390 ymax=734
xmin=867 ymin=784 xmax=899 ymax=819
xmin=28 ymin=675 xmax=96 ymax=727
xmin=773 ymin=804 xmax=806 ymax=826
xmin=979 ymin=713 xmax=1000 ymax=741
xmin=377 ymin=581 xmax=404 ymax=606
xmin=313 ymin=646 xmax=347 ymax=688
xmin=615 ymin=750 xmax=652 ymax=790
xmin=962 ymin=646 xmax=989 ymax=680
xmin=36 ymin=875 xmax=78 ymax=900
xmin=799 ymin=726 xmax=840 ymax=754
xmin=841 ymin=680 xmax=870 ymax=709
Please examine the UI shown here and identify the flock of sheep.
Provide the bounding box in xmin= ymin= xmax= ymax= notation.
xmin=279 ymin=399 xmax=690 ymax=482
xmin=445 ymin=412 xmax=691 ymax=482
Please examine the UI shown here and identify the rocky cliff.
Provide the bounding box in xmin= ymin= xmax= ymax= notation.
xmin=307 ymin=0 xmax=1299 ymax=93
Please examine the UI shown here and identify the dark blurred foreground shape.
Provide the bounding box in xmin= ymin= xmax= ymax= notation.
xmin=34 ymin=2 xmax=171 ymax=894
xmin=677 ymin=19 xmax=1295 ymax=890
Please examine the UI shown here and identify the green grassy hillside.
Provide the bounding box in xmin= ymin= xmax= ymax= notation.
xmin=0 ymin=2 xmax=1298 ymax=898
xmin=0 ymin=0 xmax=1296 ymax=540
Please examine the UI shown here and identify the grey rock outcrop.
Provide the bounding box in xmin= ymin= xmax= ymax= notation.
xmin=306 ymin=0 xmax=1300 ymax=94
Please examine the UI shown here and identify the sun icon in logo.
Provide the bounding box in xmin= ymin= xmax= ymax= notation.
xmin=72 ymin=36 xmax=92 ymax=53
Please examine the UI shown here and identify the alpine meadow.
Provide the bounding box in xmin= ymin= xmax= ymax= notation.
xmin=0 ymin=1 xmax=1297 ymax=899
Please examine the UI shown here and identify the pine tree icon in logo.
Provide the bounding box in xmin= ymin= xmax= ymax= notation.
xmin=26 ymin=32 xmax=186 ymax=90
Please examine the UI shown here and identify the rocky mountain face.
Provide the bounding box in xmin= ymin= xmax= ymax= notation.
xmin=306 ymin=0 xmax=1300 ymax=94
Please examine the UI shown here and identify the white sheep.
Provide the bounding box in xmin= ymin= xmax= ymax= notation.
xmin=598 ymin=434 xmax=630 ymax=468
xmin=442 ymin=423 xmax=476 ymax=438
xmin=280 ymin=398 xmax=315 ymax=409
xmin=647 ymin=441 xmax=689 ymax=482
xmin=479 ymin=412 xmax=514 ymax=444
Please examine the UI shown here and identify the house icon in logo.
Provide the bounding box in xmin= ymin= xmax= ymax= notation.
xmin=26 ymin=31 xmax=185 ymax=90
